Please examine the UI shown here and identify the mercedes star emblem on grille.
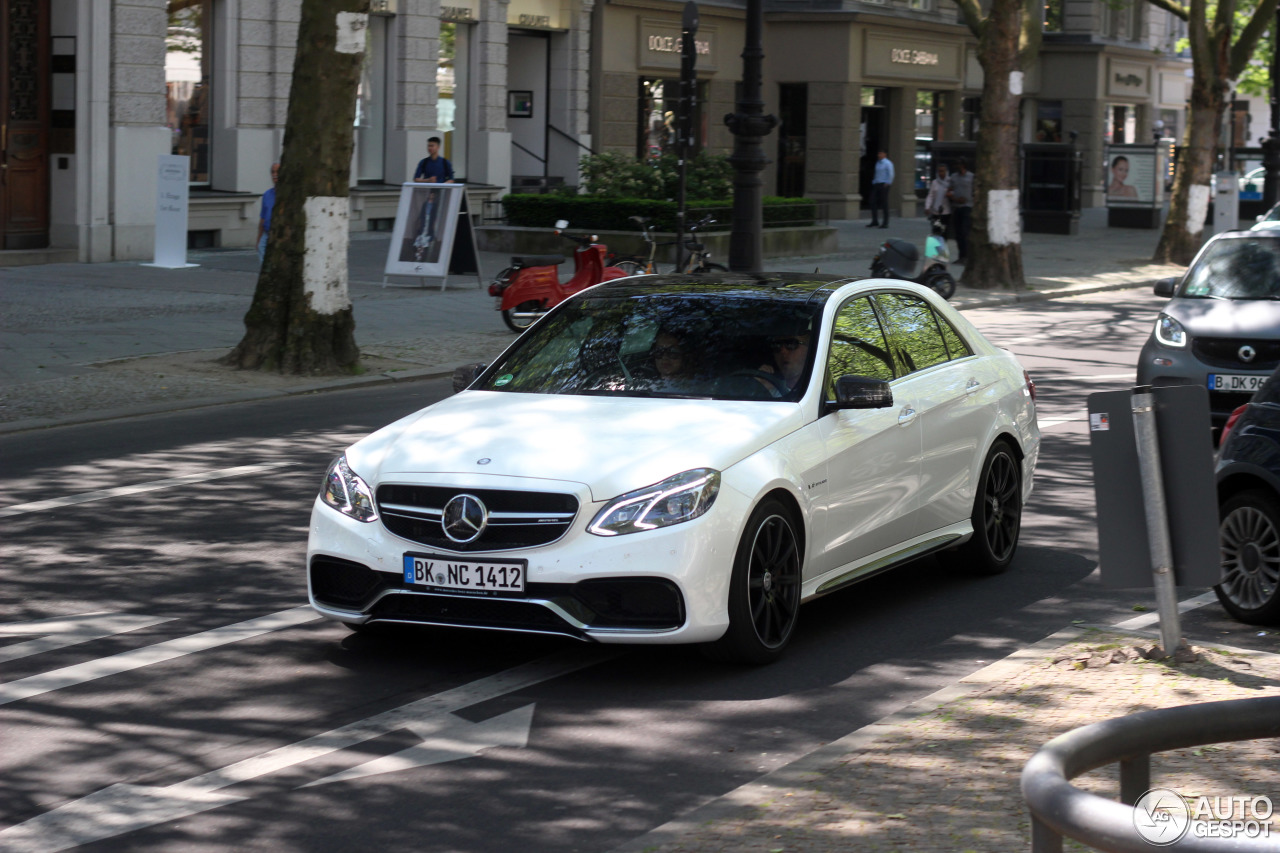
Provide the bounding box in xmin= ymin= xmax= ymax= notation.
xmin=442 ymin=494 xmax=488 ymax=543
xmin=1239 ymin=344 xmax=1258 ymax=363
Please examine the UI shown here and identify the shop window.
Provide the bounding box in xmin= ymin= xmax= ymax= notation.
xmin=165 ymin=0 xmax=211 ymax=184
xmin=777 ymin=83 xmax=807 ymax=197
xmin=638 ymin=78 xmax=707 ymax=159
xmin=914 ymin=91 xmax=943 ymax=196
xmin=438 ymin=20 xmax=469 ymax=176
xmin=861 ymin=87 xmax=888 ymax=108
xmin=1106 ymin=104 xmax=1135 ymax=144
xmin=1159 ymin=108 xmax=1179 ymax=142
xmin=1036 ymin=101 xmax=1063 ymax=142
xmin=961 ymin=96 xmax=980 ymax=140
xmin=355 ymin=15 xmax=387 ymax=182
xmin=1043 ymin=0 xmax=1062 ymax=31
xmin=908 ymin=0 xmax=933 ymax=10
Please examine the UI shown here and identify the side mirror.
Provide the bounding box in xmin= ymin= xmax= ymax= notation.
xmin=554 ymin=219 xmax=569 ymax=229
xmin=827 ymin=375 xmax=893 ymax=412
xmin=452 ymin=362 xmax=488 ymax=394
xmin=1153 ymin=277 xmax=1177 ymax=298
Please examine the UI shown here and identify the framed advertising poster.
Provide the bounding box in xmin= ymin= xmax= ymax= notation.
xmin=1105 ymin=145 xmax=1158 ymax=208
xmin=384 ymin=182 xmax=465 ymax=279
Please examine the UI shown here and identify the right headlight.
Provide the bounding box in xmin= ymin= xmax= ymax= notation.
xmin=320 ymin=454 xmax=379 ymax=522
xmin=588 ymin=468 xmax=720 ymax=536
xmin=1154 ymin=313 xmax=1187 ymax=348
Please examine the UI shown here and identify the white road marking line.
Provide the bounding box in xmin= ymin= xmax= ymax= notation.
xmin=0 ymin=606 xmax=319 ymax=706
xmin=0 ymin=462 xmax=294 ymax=519
xmin=1056 ymin=372 xmax=1136 ymax=381
xmin=0 ymin=647 xmax=615 ymax=853
xmin=0 ymin=613 xmax=174 ymax=665
xmin=1036 ymin=416 xmax=1079 ymax=429
xmin=1111 ymin=590 xmax=1220 ymax=630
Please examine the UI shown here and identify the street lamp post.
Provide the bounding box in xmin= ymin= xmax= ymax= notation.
xmin=1263 ymin=6 xmax=1280 ymax=208
xmin=724 ymin=0 xmax=777 ymax=273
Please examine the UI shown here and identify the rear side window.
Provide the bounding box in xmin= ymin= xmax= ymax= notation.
xmin=873 ymin=292 xmax=950 ymax=374
xmin=937 ymin=315 xmax=972 ymax=360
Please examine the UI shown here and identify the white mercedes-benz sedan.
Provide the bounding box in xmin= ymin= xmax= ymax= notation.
xmin=308 ymin=274 xmax=1039 ymax=663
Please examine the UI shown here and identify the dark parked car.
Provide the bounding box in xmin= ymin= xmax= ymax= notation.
xmin=1215 ymin=365 xmax=1280 ymax=624
xmin=1137 ymin=231 xmax=1280 ymax=432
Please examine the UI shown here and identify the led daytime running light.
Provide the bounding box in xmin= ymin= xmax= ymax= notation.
xmin=588 ymin=468 xmax=720 ymax=536
xmin=321 ymin=455 xmax=379 ymax=523
xmin=1154 ymin=313 xmax=1187 ymax=348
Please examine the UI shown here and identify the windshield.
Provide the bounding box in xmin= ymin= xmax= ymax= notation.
xmin=1180 ymin=238 xmax=1280 ymax=300
xmin=476 ymin=286 xmax=826 ymax=401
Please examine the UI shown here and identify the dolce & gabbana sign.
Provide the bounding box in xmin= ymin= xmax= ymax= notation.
xmin=864 ymin=32 xmax=960 ymax=82
xmin=638 ymin=17 xmax=717 ymax=72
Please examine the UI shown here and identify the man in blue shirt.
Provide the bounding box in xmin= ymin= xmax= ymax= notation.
xmin=257 ymin=162 xmax=279 ymax=263
xmin=868 ymin=150 xmax=893 ymax=228
xmin=414 ymin=137 xmax=454 ymax=183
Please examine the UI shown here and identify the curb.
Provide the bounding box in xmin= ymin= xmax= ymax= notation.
xmin=606 ymin=610 xmax=1273 ymax=853
xmin=0 ymin=278 xmax=1152 ymax=436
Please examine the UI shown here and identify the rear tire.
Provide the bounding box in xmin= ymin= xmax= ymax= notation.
xmin=1215 ymin=489 xmax=1280 ymax=625
xmin=704 ymin=498 xmax=802 ymax=664
xmin=502 ymin=300 xmax=543 ymax=333
xmin=923 ymin=269 xmax=956 ymax=300
xmin=958 ymin=440 xmax=1022 ymax=575
xmin=691 ymin=262 xmax=728 ymax=274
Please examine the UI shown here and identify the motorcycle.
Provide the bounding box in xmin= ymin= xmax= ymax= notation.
xmin=489 ymin=220 xmax=631 ymax=332
xmin=870 ymin=235 xmax=957 ymax=300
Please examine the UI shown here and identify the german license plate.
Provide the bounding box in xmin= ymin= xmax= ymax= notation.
xmin=1208 ymin=373 xmax=1268 ymax=393
xmin=403 ymin=554 xmax=526 ymax=595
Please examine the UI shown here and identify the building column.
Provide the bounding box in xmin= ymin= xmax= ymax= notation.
xmin=547 ymin=0 xmax=593 ymax=185
xmin=385 ymin=1 xmax=440 ymax=185
xmin=470 ymin=0 xmax=511 ymax=190
xmin=890 ymin=84 xmax=918 ymax=218
xmin=805 ymin=82 xmax=860 ymax=219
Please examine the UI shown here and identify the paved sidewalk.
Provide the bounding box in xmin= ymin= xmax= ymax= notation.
xmin=612 ymin=622 xmax=1280 ymax=853
xmin=0 ymin=207 xmax=1182 ymax=431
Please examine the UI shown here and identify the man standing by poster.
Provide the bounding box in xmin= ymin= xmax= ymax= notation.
xmin=867 ymin=150 xmax=894 ymax=228
xmin=256 ymin=162 xmax=279 ymax=263
xmin=414 ymin=137 xmax=454 ymax=184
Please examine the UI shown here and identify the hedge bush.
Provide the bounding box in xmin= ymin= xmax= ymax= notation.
xmin=501 ymin=195 xmax=817 ymax=232
xmin=579 ymin=151 xmax=734 ymax=200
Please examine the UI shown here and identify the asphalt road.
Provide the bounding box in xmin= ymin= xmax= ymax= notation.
xmin=1 ymin=289 xmax=1271 ymax=853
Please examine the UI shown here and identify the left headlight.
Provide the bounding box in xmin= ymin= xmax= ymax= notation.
xmin=1153 ymin=312 xmax=1188 ymax=348
xmin=321 ymin=455 xmax=379 ymax=522
xmin=588 ymin=468 xmax=720 ymax=536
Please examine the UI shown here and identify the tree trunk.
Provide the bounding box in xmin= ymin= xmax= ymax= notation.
xmin=224 ymin=0 xmax=368 ymax=374
xmin=1153 ymin=73 xmax=1225 ymax=265
xmin=962 ymin=0 xmax=1026 ymax=290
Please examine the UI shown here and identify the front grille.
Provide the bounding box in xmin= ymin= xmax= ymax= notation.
xmin=310 ymin=556 xmax=392 ymax=610
xmin=377 ymin=485 xmax=579 ymax=552
xmin=370 ymin=592 xmax=584 ymax=637
xmin=1192 ymin=337 xmax=1280 ymax=371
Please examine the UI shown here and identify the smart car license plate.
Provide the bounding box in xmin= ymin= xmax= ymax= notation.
xmin=403 ymin=554 xmax=526 ymax=595
xmin=1208 ymin=374 xmax=1268 ymax=393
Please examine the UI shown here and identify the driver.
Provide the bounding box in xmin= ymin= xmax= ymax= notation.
xmin=759 ymin=332 xmax=810 ymax=394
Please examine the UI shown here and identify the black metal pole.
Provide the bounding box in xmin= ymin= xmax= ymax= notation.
xmin=676 ymin=2 xmax=698 ymax=273
xmin=1263 ymin=7 xmax=1280 ymax=208
xmin=724 ymin=0 xmax=776 ymax=273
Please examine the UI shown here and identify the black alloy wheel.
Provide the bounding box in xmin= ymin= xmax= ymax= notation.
xmin=1215 ymin=489 xmax=1280 ymax=625
xmin=959 ymin=440 xmax=1022 ymax=575
xmin=705 ymin=498 xmax=802 ymax=664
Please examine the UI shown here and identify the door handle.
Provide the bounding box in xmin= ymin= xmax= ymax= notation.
xmin=965 ymin=378 xmax=981 ymax=395
xmin=897 ymin=406 xmax=917 ymax=426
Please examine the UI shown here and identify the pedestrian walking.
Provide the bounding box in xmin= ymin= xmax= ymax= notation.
xmin=948 ymin=159 xmax=974 ymax=264
xmin=256 ymin=162 xmax=279 ymax=264
xmin=867 ymin=150 xmax=893 ymax=229
xmin=924 ymin=162 xmax=953 ymax=240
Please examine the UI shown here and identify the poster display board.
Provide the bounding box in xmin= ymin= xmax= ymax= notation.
xmin=1104 ymin=144 xmax=1159 ymax=207
xmin=145 ymin=155 xmax=198 ymax=269
xmin=385 ymin=182 xmax=465 ymax=279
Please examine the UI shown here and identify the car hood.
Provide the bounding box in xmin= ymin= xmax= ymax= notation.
xmin=1165 ymin=297 xmax=1280 ymax=338
xmin=346 ymin=391 xmax=805 ymax=502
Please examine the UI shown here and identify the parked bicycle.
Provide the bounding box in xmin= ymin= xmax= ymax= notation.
xmin=609 ymin=214 xmax=728 ymax=275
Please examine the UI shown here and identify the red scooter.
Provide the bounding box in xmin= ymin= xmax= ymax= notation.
xmin=489 ymin=220 xmax=631 ymax=332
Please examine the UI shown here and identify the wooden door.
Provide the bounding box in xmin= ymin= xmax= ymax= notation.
xmin=1 ymin=0 xmax=50 ymax=250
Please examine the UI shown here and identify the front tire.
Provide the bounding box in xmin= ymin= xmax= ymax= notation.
xmin=958 ymin=440 xmax=1022 ymax=575
xmin=704 ymin=498 xmax=802 ymax=664
xmin=1215 ymin=490 xmax=1280 ymax=624
xmin=502 ymin=300 xmax=544 ymax=333
xmin=610 ymin=259 xmax=644 ymax=276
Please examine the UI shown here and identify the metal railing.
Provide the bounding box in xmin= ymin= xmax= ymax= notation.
xmin=1022 ymin=695 xmax=1280 ymax=852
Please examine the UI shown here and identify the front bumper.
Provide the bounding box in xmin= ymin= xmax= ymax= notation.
xmin=1137 ymin=337 xmax=1271 ymax=424
xmin=306 ymin=482 xmax=747 ymax=644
